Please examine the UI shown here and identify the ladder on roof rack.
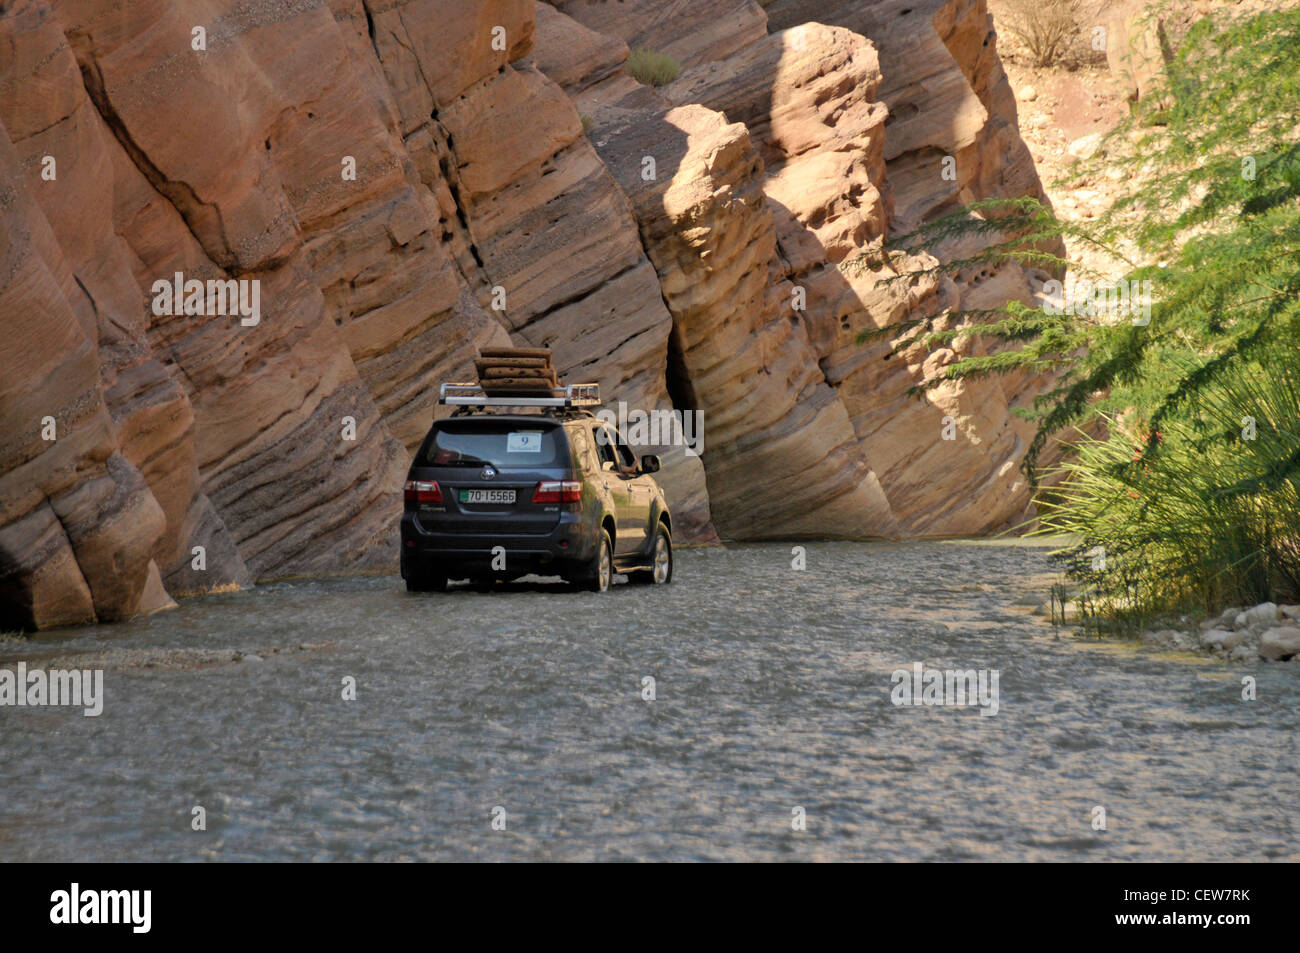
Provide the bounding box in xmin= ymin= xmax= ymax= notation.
xmin=439 ymin=381 xmax=601 ymax=409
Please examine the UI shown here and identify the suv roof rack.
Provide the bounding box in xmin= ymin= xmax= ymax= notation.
xmin=439 ymin=381 xmax=601 ymax=409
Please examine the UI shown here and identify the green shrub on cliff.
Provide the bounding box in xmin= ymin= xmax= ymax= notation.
xmin=626 ymin=47 xmax=682 ymax=87
xmin=849 ymin=3 xmax=1300 ymax=625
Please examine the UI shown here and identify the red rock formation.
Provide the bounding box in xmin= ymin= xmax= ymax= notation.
xmin=549 ymin=0 xmax=768 ymax=65
xmin=0 ymin=0 xmax=1053 ymax=628
xmin=547 ymin=2 xmax=1054 ymax=537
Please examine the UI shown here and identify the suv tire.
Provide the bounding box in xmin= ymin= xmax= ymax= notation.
xmin=630 ymin=524 xmax=673 ymax=585
xmin=578 ymin=529 xmax=614 ymax=592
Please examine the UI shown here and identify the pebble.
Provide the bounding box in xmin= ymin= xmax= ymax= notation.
xmin=1137 ymin=601 xmax=1298 ymax=661
xmin=1067 ymin=133 xmax=1104 ymax=160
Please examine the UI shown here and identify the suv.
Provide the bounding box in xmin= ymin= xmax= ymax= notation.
xmin=400 ymin=385 xmax=673 ymax=593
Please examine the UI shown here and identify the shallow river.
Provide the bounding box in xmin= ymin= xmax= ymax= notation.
xmin=1 ymin=541 xmax=1296 ymax=862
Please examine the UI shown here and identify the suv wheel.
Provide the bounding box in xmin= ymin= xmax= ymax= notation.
xmin=578 ymin=529 xmax=613 ymax=592
xmin=405 ymin=568 xmax=448 ymax=593
xmin=630 ymin=524 xmax=673 ymax=585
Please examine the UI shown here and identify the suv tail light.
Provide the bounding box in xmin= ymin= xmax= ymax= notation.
xmin=404 ymin=479 xmax=443 ymax=504
xmin=532 ymin=480 xmax=582 ymax=504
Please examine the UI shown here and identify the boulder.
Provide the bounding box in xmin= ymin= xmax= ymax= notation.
xmin=1068 ymin=134 xmax=1104 ymax=161
xmin=1142 ymin=629 xmax=1182 ymax=650
xmin=1218 ymin=606 xmax=1243 ymax=628
xmin=1105 ymin=8 xmax=1171 ymax=105
xmin=1200 ymin=629 xmax=1240 ymax=652
xmin=1259 ymin=627 xmax=1300 ymax=661
xmin=1243 ymin=602 xmax=1281 ymax=629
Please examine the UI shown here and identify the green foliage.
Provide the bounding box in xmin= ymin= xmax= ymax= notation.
xmin=846 ymin=3 xmax=1300 ymax=623
xmin=1039 ymin=349 xmax=1300 ymax=627
xmin=626 ymin=48 xmax=682 ymax=87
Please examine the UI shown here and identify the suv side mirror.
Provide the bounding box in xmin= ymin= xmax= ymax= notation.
xmin=640 ymin=454 xmax=661 ymax=474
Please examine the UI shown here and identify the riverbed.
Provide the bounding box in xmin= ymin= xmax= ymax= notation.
xmin=1 ymin=541 xmax=1295 ymax=861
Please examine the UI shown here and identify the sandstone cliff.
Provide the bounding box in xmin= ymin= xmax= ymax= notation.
xmin=0 ymin=0 xmax=1054 ymax=629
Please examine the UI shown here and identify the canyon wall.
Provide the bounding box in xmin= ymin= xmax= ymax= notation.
xmin=0 ymin=0 xmax=1054 ymax=629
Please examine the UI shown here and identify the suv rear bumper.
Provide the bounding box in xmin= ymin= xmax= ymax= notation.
xmin=400 ymin=511 xmax=593 ymax=578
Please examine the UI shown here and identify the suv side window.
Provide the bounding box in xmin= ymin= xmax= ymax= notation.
xmin=614 ymin=436 xmax=636 ymax=471
xmin=594 ymin=425 xmax=619 ymax=470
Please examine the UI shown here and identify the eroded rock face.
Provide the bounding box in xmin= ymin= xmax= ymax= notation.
xmin=549 ymin=0 xmax=768 ymax=65
xmin=0 ymin=120 xmax=165 ymax=628
xmin=558 ymin=9 xmax=1050 ymax=537
xmin=0 ymin=0 xmax=1052 ymax=627
xmin=587 ymin=99 xmax=901 ymax=537
xmin=362 ymin=0 xmax=715 ymax=539
xmin=762 ymin=0 xmax=1044 ymax=229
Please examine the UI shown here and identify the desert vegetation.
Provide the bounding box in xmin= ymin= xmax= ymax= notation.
xmin=857 ymin=2 xmax=1300 ymax=631
xmin=625 ymin=47 xmax=682 ymax=86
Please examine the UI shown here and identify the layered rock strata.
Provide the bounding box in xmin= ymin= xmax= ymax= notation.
xmin=0 ymin=0 xmax=1053 ymax=628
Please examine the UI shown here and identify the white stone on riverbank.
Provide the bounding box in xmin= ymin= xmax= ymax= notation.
xmin=1141 ymin=629 xmax=1193 ymax=651
xmin=1138 ymin=601 xmax=1300 ymax=661
xmin=1199 ymin=629 xmax=1241 ymax=651
xmin=1259 ymin=626 xmax=1300 ymax=661
xmin=1039 ymin=588 xmax=1300 ymax=661
xmin=1241 ymin=602 xmax=1280 ymax=628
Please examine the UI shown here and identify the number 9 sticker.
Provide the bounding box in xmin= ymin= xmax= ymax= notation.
xmin=508 ymin=431 xmax=542 ymax=453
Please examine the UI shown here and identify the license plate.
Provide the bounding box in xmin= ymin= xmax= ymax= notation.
xmin=459 ymin=488 xmax=516 ymax=504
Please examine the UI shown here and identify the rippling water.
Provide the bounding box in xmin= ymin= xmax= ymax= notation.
xmin=1 ymin=541 xmax=1296 ymax=861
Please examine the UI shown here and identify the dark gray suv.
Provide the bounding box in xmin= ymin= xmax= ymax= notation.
xmin=400 ymin=388 xmax=673 ymax=593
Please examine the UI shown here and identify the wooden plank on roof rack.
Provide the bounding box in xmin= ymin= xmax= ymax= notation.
xmin=475 ymin=356 xmax=550 ymax=370
xmin=477 ymin=365 xmax=556 ymax=380
xmin=478 ymin=347 xmax=553 ymax=360
xmin=479 ymin=382 xmax=566 ymax=395
xmin=481 ymin=376 xmax=560 ymax=388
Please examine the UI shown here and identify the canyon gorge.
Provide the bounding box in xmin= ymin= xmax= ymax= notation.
xmin=0 ymin=0 xmax=1058 ymax=629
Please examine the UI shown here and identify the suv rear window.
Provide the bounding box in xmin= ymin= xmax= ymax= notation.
xmin=424 ymin=421 xmax=565 ymax=468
